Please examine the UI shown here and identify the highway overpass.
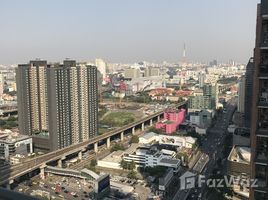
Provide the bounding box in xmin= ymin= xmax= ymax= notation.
xmin=0 ymin=101 xmax=187 ymax=187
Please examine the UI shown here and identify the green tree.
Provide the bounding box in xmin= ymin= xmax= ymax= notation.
xmin=130 ymin=135 xmax=139 ymax=144
xmin=120 ymin=160 xmax=135 ymax=170
xmin=7 ymin=116 xmax=17 ymax=121
xmin=127 ymin=170 xmax=137 ymax=179
xmin=6 ymin=121 xmax=17 ymax=127
xmin=90 ymin=159 xmax=97 ymax=167
xmin=120 ymin=159 xmax=128 ymax=169
xmin=110 ymin=143 xmax=125 ymax=152
xmin=0 ymin=120 xmax=6 ymax=126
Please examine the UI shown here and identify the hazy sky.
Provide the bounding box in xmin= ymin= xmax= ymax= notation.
xmin=0 ymin=0 xmax=260 ymax=65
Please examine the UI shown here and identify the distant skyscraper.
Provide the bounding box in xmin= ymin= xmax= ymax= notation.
xmin=198 ymin=72 xmax=206 ymax=88
xmin=237 ymin=76 xmax=246 ymax=113
xmin=16 ymin=60 xmax=49 ymax=136
xmin=95 ymin=58 xmax=107 ymax=85
xmin=250 ymin=1 xmax=268 ymax=199
xmin=244 ymin=58 xmax=254 ymax=128
xmin=16 ymin=60 xmax=98 ymax=151
xmin=144 ymin=67 xmax=160 ymax=77
xmin=124 ymin=68 xmax=141 ymax=79
xmin=0 ymin=73 xmax=3 ymax=100
xmin=182 ymin=43 xmax=187 ymax=64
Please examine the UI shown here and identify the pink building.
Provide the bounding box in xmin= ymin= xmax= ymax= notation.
xmin=155 ymin=109 xmax=186 ymax=134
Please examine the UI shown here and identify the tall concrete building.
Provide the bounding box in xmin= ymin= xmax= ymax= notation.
xmin=198 ymin=72 xmax=206 ymax=88
xmin=124 ymin=68 xmax=141 ymax=79
xmin=144 ymin=67 xmax=160 ymax=77
xmin=47 ymin=60 xmax=98 ymax=150
xmin=244 ymin=58 xmax=254 ymax=128
xmin=237 ymin=76 xmax=246 ymax=113
xmin=95 ymin=58 xmax=106 ymax=85
xmin=250 ymin=1 xmax=268 ymax=199
xmin=16 ymin=60 xmax=49 ymax=135
xmin=16 ymin=60 xmax=98 ymax=151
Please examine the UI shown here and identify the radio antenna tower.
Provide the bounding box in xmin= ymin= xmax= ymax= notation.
xmin=182 ymin=43 xmax=186 ymax=63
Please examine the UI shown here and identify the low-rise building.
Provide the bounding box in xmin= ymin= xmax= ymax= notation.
xmin=97 ymin=144 xmax=181 ymax=173
xmin=155 ymin=109 xmax=186 ymax=134
xmin=227 ymin=146 xmax=251 ymax=199
xmin=139 ymin=132 xmax=159 ymax=144
xmin=123 ymin=145 xmax=181 ymax=172
xmin=158 ymin=168 xmax=173 ymax=191
xmin=189 ymin=109 xmax=213 ymax=128
xmin=97 ymin=150 xmax=124 ymax=170
xmin=0 ymin=129 xmax=33 ymax=161
xmin=158 ymin=135 xmax=197 ymax=148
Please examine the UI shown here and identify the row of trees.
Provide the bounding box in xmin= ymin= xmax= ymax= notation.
xmin=0 ymin=116 xmax=18 ymax=129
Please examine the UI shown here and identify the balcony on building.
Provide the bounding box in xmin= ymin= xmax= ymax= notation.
xmin=257 ymin=120 xmax=268 ymax=137
xmin=254 ymin=164 xmax=268 ymax=193
xmin=257 ymin=108 xmax=268 ymax=136
xmin=255 ymin=137 xmax=268 ymax=165
xmin=262 ymin=0 xmax=268 ymax=19
xmin=261 ymin=22 xmax=268 ymax=49
xmin=259 ymin=64 xmax=268 ymax=79
xmin=258 ymin=80 xmax=268 ymax=107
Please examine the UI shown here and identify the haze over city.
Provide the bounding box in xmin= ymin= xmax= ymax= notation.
xmin=0 ymin=0 xmax=260 ymax=64
xmin=1 ymin=1 xmax=268 ymax=200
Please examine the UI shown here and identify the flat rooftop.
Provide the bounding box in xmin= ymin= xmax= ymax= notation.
xmin=101 ymin=150 xmax=124 ymax=163
xmin=125 ymin=143 xmax=140 ymax=155
xmin=0 ymin=130 xmax=31 ymax=143
xmin=159 ymin=158 xmax=180 ymax=165
xmin=140 ymin=132 xmax=157 ymax=140
xmin=228 ymin=146 xmax=251 ymax=164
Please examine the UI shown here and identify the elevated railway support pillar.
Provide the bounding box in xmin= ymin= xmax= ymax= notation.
xmin=141 ymin=123 xmax=145 ymax=131
xmin=150 ymin=119 xmax=153 ymax=126
xmin=132 ymin=127 xmax=135 ymax=135
xmin=78 ymin=151 xmax=82 ymax=160
xmin=6 ymin=179 xmax=13 ymax=190
xmin=106 ymin=137 xmax=110 ymax=148
xmin=57 ymin=159 xmax=62 ymax=168
xmin=120 ymin=132 xmax=124 ymax=141
xmin=94 ymin=142 xmax=98 ymax=153
xmin=157 ymin=115 xmax=160 ymax=121
xmin=40 ymin=164 xmax=46 ymax=180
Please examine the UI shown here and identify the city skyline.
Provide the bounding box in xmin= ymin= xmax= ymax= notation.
xmin=0 ymin=0 xmax=260 ymax=65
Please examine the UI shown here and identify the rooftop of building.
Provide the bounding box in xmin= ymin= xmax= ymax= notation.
xmin=101 ymin=150 xmax=124 ymax=163
xmin=0 ymin=129 xmax=31 ymax=143
xmin=228 ymin=146 xmax=251 ymax=165
xmin=125 ymin=143 xmax=140 ymax=155
xmin=159 ymin=158 xmax=180 ymax=165
xmin=140 ymin=132 xmax=158 ymax=140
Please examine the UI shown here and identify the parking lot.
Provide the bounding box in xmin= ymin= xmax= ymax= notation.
xmin=14 ymin=174 xmax=94 ymax=200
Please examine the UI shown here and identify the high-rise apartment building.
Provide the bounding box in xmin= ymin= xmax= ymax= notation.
xmin=95 ymin=58 xmax=106 ymax=85
xmin=250 ymin=1 xmax=268 ymax=199
xmin=124 ymin=68 xmax=141 ymax=79
xmin=16 ymin=60 xmax=98 ymax=151
xmin=16 ymin=60 xmax=49 ymax=135
xmin=47 ymin=60 xmax=98 ymax=150
xmin=144 ymin=67 xmax=160 ymax=77
xmin=244 ymin=58 xmax=254 ymax=128
xmin=198 ymin=72 xmax=206 ymax=88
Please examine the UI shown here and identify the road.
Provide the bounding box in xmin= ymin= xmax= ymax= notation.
xmin=187 ymin=98 xmax=237 ymax=200
xmin=172 ymin=98 xmax=237 ymax=200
